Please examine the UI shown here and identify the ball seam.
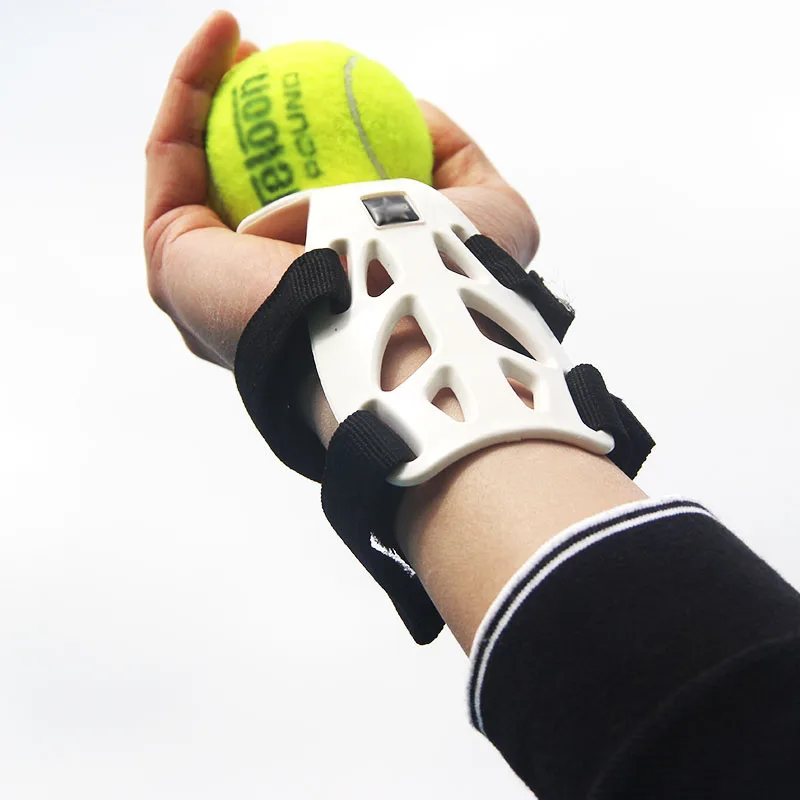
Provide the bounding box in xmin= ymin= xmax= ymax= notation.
xmin=344 ymin=55 xmax=389 ymax=180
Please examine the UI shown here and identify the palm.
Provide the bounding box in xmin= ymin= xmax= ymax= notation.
xmin=147 ymin=207 xmax=302 ymax=368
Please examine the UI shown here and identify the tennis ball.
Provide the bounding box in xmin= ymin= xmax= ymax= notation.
xmin=205 ymin=41 xmax=434 ymax=229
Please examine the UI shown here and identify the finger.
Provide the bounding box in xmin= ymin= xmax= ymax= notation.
xmin=417 ymin=100 xmax=539 ymax=266
xmin=418 ymin=99 xmax=506 ymax=189
xmin=234 ymin=40 xmax=259 ymax=64
xmin=144 ymin=11 xmax=240 ymax=237
xmin=443 ymin=185 xmax=539 ymax=266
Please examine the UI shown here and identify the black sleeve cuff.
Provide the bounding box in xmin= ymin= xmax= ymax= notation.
xmin=467 ymin=497 xmax=800 ymax=799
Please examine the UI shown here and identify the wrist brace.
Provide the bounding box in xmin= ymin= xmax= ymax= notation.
xmin=234 ymin=179 xmax=654 ymax=643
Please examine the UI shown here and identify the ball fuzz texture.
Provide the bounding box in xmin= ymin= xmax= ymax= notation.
xmin=205 ymin=41 xmax=434 ymax=228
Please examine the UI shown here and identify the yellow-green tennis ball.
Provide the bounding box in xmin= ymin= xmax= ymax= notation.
xmin=205 ymin=41 xmax=434 ymax=229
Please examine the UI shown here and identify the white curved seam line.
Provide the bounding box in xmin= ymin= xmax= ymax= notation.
xmin=471 ymin=504 xmax=716 ymax=734
xmin=344 ymin=56 xmax=388 ymax=179
xmin=469 ymin=496 xmax=700 ymax=658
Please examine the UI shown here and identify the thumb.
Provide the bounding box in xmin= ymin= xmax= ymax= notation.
xmin=417 ymin=100 xmax=540 ymax=267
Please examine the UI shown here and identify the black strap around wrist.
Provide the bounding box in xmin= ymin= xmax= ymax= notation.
xmin=234 ymin=238 xmax=655 ymax=643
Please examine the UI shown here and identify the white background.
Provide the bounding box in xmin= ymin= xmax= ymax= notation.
xmin=1 ymin=1 xmax=798 ymax=797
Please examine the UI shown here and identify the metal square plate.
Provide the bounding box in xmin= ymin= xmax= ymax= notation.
xmin=362 ymin=194 xmax=420 ymax=226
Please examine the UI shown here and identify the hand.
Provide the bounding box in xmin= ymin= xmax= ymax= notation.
xmin=144 ymin=11 xmax=540 ymax=372
xmin=143 ymin=13 xmax=645 ymax=657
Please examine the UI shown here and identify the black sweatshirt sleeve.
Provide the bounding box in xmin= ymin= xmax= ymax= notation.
xmin=467 ymin=498 xmax=800 ymax=799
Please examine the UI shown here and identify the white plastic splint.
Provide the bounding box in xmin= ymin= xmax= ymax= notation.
xmin=240 ymin=179 xmax=614 ymax=486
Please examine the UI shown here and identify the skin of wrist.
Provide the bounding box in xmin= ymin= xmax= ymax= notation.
xmin=395 ymin=440 xmax=646 ymax=651
xmin=303 ymin=349 xmax=646 ymax=652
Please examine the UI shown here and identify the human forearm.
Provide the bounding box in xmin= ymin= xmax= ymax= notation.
xmin=395 ymin=440 xmax=646 ymax=652
xmin=305 ymin=349 xmax=646 ymax=653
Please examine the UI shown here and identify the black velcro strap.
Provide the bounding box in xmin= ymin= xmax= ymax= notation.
xmin=566 ymin=364 xmax=655 ymax=479
xmin=234 ymin=248 xmax=350 ymax=482
xmin=322 ymin=410 xmax=445 ymax=645
xmin=465 ymin=234 xmax=575 ymax=342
